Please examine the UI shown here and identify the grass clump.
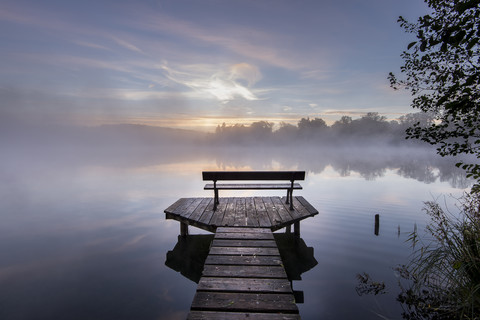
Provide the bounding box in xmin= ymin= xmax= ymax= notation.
xmin=397 ymin=193 xmax=480 ymax=319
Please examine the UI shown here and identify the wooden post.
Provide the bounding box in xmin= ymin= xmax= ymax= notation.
xmin=294 ymin=221 xmax=300 ymax=237
xmin=286 ymin=224 xmax=291 ymax=234
xmin=374 ymin=214 xmax=380 ymax=236
xmin=180 ymin=222 xmax=189 ymax=237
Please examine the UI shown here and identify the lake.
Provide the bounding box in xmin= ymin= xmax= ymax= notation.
xmin=0 ymin=144 xmax=470 ymax=319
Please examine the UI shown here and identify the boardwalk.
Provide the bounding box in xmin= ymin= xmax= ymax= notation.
xmin=187 ymin=227 xmax=301 ymax=320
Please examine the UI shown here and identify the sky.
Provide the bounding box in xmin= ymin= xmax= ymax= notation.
xmin=0 ymin=0 xmax=431 ymax=132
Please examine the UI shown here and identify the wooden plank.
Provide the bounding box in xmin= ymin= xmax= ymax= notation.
xmin=167 ymin=198 xmax=195 ymax=215
xmin=189 ymin=198 xmax=211 ymax=222
xmin=204 ymin=183 xmax=303 ymax=190
xmin=197 ymin=277 xmax=292 ymax=293
xmin=263 ymin=197 xmax=283 ymax=226
xmin=188 ymin=311 xmax=301 ymax=320
xmin=209 ymin=198 xmax=228 ymax=226
xmin=211 ymin=239 xmax=277 ymax=248
xmin=290 ymin=197 xmax=313 ymax=218
xmin=214 ymin=232 xmax=274 ymax=240
xmin=212 ymin=239 xmax=276 ymax=248
xmin=222 ymin=198 xmax=237 ymax=226
xmin=271 ymin=197 xmax=294 ymax=224
xmin=245 ymin=197 xmax=259 ymax=227
xmin=296 ymin=196 xmax=319 ymax=215
xmin=202 ymin=171 xmax=305 ymax=181
xmin=234 ymin=198 xmax=247 ymax=227
xmin=216 ymin=227 xmax=270 ymax=233
xmin=198 ymin=198 xmax=216 ymax=225
xmin=201 ymin=265 xmax=287 ymax=278
xmin=205 ymin=255 xmax=282 ymax=266
xmin=278 ymin=197 xmax=303 ymax=220
xmin=208 ymin=247 xmax=280 ymax=256
xmin=191 ymin=292 xmax=298 ymax=313
xmin=164 ymin=198 xmax=186 ymax=213
xmin=254 ymin=197 xmax=271 ymax=227
xmin=182 ymin=198 xmax=205 ymax=219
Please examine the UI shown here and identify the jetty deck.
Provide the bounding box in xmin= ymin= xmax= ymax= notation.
xmin=165 ymin=196 xmax=318 ymax=235
xmin=187 ymin=227 xmax=301 ymax=320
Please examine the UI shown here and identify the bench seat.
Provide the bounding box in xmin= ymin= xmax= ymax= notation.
xmin=204 ymin=183 xmax=302 ymax=190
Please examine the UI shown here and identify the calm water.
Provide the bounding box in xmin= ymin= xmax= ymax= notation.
xmin=0 ymin=145 xmax=470 ymax=320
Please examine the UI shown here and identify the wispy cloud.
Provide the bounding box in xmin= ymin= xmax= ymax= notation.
xmin=160 ymin=62 xmax=261 ymax=102
xmin=110 ymin=36 xmax=144 ymax=54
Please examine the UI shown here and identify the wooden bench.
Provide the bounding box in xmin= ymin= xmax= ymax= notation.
xmin=203 ymin=171 xmax=305 ymax=211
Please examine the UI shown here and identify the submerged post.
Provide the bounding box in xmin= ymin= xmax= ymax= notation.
xmin=374 ymin=214 xmax=380 ymax=236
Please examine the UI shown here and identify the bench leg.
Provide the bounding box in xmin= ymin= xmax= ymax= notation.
xmin=286 ymin=224 xmax=291 ymax=234
xmin=180 ymin=222 xmax=189 ymax=237
xmin=213 ymin=189 xmax=219 ymax=211
xmin=286 ymin=189 xmax=294 ymax=210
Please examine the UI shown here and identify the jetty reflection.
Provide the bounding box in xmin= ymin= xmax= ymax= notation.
xmin=165 ymin=231 xmax=318 ymax=297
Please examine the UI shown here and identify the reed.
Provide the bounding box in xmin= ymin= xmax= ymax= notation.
xmin=397 ymin=193 xmax=480 ymax=319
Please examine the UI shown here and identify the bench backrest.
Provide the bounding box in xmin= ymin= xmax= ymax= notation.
xmin=202 ymin=171 xmax=305 ymax=181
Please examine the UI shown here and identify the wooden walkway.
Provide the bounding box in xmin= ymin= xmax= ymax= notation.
xmin=165 ymin=196 xmax=318 ymax=234
xmin=187 ymin=227 xmax=301 ymax=319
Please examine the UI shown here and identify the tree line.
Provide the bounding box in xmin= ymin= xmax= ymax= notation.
xmin=212 ymin=112 xmax=433 ymax=146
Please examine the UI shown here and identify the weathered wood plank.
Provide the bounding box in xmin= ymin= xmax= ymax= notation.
xmin=216 ymin=227 xmax=270 ymax=233
xmin=187 ymin=311 xmax=301 ymax=320
xmin=209 ymin=246 xmax=280 ymax=256
xmin=271 ymin=197 xmax=294 ymax=223
xmin=222 ymin=198 xmax=237 ymax=226
xmin=189 ymin=198 xmax=211 ymax=222
xmin=191 ymin=292 xmax=298 ymax=313
xmin=181 ymin=198 xmax=205 ymax=219
xmin=211 ymin=239 xmax=277 ymax=248
xmin=214 ymin=232 xmax=274 ymax=240
xmin=278 ymin=197 xmax=302 ymax=220
xmin=205 ymin=255 xmax=282 ymax=266
xmin=164 ymin=198 xmax=186 ymax=213
xmin=263 ymin=197 xmax=283 ymax=226
xmin=289 ymin=197 xmax=313 ymax=218
xmin=197 ymin=277 xmax=292 ymax=293
xmin=234 ymin=198 xmax=247 ymax=227
xmin=167 ymin=198 xmax=195 ymax=215
xmin=296 ymin=196 xmax=319 ymax=215
xmin=245 ymin=197 xmax=259 ymax=227
xmin=198 ymin=199 xmax=216 ymax=225
xmin=209 ymin=198 xmax=228 ymax=226
xmin=254 ymin=197 xmax=271 ymax=227
xmin=201 ymin=265 xmax=287 ymax=278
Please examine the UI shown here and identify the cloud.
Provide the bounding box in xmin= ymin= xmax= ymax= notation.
xmin=161 ymin=62 xmax=260 ymax=102
xmin=229 ymin=63 xmax=262 ymax=87
xmin=110 ymin=36 xmax=144 ymax=54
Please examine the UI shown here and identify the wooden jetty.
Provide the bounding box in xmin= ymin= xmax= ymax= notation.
xmin=164 ymin=171 xmax=318 ymax=319
xmin=188 ymin=227 xmax=300 ymax=319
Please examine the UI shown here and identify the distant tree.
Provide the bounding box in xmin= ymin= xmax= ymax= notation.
xmin=332 ymin=116 xmax=354 ymax=137
xmin=297 ymin=117 xmax=328 ymax=139
xmin=275 ymin=122 xmax=298 ymax=142
xmin=389 ymin=0 xmax=480 ymax=192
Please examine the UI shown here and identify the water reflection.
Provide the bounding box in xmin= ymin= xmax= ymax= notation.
xmin=165 ymin=235 xmax=214 ymax=283
xmin=164 ymin=231 xmax=318 ymax=308
xmin=0 ymin=144 xmax=470 ymax=319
